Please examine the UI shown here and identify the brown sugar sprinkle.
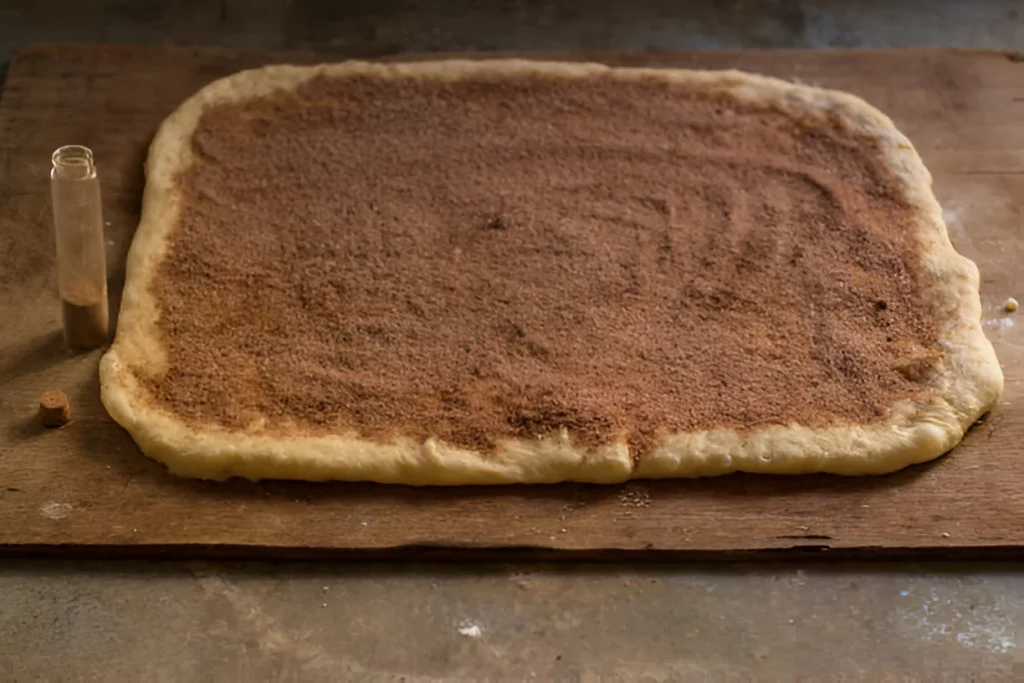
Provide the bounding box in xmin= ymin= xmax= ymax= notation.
xmin=38 ymin=390 xmax=71 ymax=427
xmin=145 ymin=72 xmax=942 ymax=459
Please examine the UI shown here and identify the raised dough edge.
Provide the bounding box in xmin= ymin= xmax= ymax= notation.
xmin=99 ymin=59 xmax=1004 ymax=484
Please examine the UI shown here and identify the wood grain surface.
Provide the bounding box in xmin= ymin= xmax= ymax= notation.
xmin=0 ymin=45 xmax=1021 ymax=558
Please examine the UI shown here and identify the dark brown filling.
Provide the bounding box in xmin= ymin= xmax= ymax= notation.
xmin=146 ymin=70 xmax=941 ymax=455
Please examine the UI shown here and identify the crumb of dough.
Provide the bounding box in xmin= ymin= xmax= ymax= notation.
xmin=619 ymin=488 xmax=652 ymax=508
xmin=1005 ymin=297 xmax=1018 ymax=313
xmin=38 ymin=390 xmax=71 ymax=427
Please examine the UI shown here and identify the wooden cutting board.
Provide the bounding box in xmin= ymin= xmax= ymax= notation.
xmin=1 ymin=44 xmax=1021 ymax=559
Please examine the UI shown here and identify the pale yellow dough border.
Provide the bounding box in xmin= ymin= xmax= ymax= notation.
xmin=99 ymin=60 xmax=1004 ymax=484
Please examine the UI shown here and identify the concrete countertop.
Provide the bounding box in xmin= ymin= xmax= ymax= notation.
xmin=3 ymin=559 xmax=1022 ymax=680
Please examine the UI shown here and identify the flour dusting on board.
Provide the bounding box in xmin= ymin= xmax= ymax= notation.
xmin=39 ymin=502 xmax=73 ymax=520
xmin=939 ymin=198 xmax=979 ymax=261
xmin=457 ymin=620 xmax=483 ymax=638
xmin=982 ymin=317 xmax=1015 ymax=335
xmin=941 ymin=204 xmax=965 ymax=241
xmin=942 ymin=199 xmax=1016 ymax=339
